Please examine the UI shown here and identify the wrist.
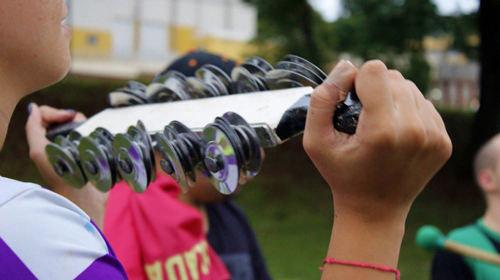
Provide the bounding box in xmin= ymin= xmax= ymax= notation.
xmin=321 ymin=208 xmax=405 ymax=280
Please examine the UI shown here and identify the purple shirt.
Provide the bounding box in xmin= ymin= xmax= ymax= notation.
xmin=0 ymin=177 xmax=127 ymax=279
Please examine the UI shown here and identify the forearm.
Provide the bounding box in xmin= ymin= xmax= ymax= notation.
xmin=321 ymin=200 xmax=406 ymax=280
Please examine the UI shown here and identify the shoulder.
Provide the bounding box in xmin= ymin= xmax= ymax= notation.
xmin=0 ymin=177 xmax=125 ymax=280
xmin=448 ymin=224 xmax=495 ymax=251
xmin=448 ymin=224 xmax=482 ymax=240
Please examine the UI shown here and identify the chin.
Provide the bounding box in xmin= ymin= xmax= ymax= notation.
xmin=45 ymin=56 xmax=71 ymax=87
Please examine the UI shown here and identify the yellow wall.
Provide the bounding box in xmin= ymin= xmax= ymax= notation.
xmin=170 ymin=26 xmax=198 ymax=54
xmin=169 ymin=25 xmax=253 ymax=61
xmin=71 ymin=29 xmax=112 ymax=58
xmin=423 ymin=36 xmax=451 ymax=51
xmin=199 ymin=37 xmax=253 ymax=61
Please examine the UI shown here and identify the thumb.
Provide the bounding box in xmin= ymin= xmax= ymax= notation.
xmin=304 ymin=60 xmax=358 ymax=147
xmin=26 ymin=103 xmax=47 ymax=143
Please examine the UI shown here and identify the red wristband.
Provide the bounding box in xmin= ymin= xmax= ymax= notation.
xmin=319 ymin=258 xmax=401 ymax=280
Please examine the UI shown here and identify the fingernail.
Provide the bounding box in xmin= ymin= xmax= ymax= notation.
xmin=345 ymin=60 xmax=354 ymax=67
xmin=66 ymin=109 xmax=76 ymax=115
xmin=27 ymin=103 xmax=34 ymax=116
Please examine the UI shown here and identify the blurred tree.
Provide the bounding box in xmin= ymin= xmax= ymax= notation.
xmin=243 ymin=0 xmax=331 ymax=68
xmin=332 ymin=0 xmax=439 ymax=93
xmin=437 ymin=12 xmax=479 ymax=60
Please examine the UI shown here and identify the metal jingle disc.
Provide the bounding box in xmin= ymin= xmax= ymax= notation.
xmin=126 ymin=127 xmax=153 ymax=183
xmin=108 ymin=91 xmax=147 ymax=107
xmin=125 ymin=81 xmax=148 ymax=93
xmin=254 ymin=75 xmax=269 ymax=91
xmin=214 ymin=117 xmax=248 ymax=184
xmin=267 ymin=79 xmax=305 ymax=90
xmin=265 ymin=69 xmax=319 ymax=89
xmin=196 ymin=67 xmax=228 ymax=96
xmin=46 ymin=143 xmax=87 ymax=189
xmin=78 ymin=137 xmax=115 ymax=192
xmin=130 ymin=121 xmax=157 ymax=183
xmin=214 ymin=117 xmax=244 ymax=165
xmin=276 ymin=61 xmax=324 ymax=84
xmin=241 ymin=63 xmax=267 ymax=78
xmin=162 ymin=73 xmax=191 ymax=100
xmin=113 ymin=133 xmax=150 ymax=193
xmin=67 ymin=131 xmax=82 ymax=143
xmin=231 ymin=66 xmax=260 ymax=94
xmin=156 ymin=133 xmax=190 ymax=193
xmin=170 ymin=121 xmax=205 ymax=166
xmin=202 ymin=65 xmax=232 ymax=95
xmin=153 ymin=70 xmax=187 ymax=84
xmin=145 ymin=83 xmax=185 ymax=103
xmin=94 ymin=127 xmax=114 ymax=144
xmin=203 ymin=124 xmax=240 ymax=194
xmin=185 ymin=77 xmax=219 ymax=99
xmin=223 ymin=112 xmax=262 ymax=177
xmin=282 ymin=54 xmax=328 ymax=80
xmin=119 ymin=88 xmax=148 ymax=101
xmin=54 ymin=135 xmax=80 ymax=161
xmin=93 ymin=128 xmax=118 ymax=185
xmin=164 ymin=126 xmax=197 ymax=186
xmin=244 ymin=56 xmax=274 ymax=72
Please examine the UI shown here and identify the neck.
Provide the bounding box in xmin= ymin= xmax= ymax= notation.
xmin=177 ymin=191 xmax=209 ymax=233
xmin=0 ymin=84 xmax=23 ymax=150
xmin=483 ymin=195 xmax=500 ymax=234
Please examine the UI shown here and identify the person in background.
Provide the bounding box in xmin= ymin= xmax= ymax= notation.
xmin=103 ymin=50 xmax=271 ymax=280
xmin=17 ymin=2 xmax=452 ymax=279
xmin=431 ymin=134 xmax=500 ymax=280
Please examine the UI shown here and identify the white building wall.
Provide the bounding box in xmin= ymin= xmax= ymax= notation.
xmin=175 ymin=0 xmax=199 ymax=26
xmin=70 ymin=0 xmax=114 ymax=29
xmin=67 ymin=0 xmax=257 ymax=77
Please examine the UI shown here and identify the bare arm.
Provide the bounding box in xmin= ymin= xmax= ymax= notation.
xmin=304 ymin=60 xmax=452 ymax=279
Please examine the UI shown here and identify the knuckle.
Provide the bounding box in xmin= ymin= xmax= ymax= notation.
xmin=442 ymin=135 xmax=453 ymax=158
xmin=406 ymin=80 xmax=418 ymax=90
xmin=361 ymin=60 xmax=388 ymax=74
xmin=368 ymin=124 xmax=398 ymax=150
xmin=401 ymin=122 xmax=427 ymax=151
xmin=431 ymin=131 xmax=453 ymax=159
xmin=29 ymin=149 xmax=45 ymax=162
xmin=388 ymin=70 xmax=405 ymax=80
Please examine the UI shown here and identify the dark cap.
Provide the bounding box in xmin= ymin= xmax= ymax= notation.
xmin=159 ymin=50 xmax=237 ymax=78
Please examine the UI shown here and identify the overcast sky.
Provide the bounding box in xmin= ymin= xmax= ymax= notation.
xmin=308 ymin=0 xmax=479 ymax=22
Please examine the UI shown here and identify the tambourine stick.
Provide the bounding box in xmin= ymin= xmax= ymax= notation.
xmin=416 ymin=225 xmax=500 ymax=266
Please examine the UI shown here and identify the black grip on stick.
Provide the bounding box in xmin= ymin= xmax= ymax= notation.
xmin=46 ymin=121 xmax=81 ymax=142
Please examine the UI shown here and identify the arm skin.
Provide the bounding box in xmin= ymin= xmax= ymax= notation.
xmin=25 ymin=104 xmax=108 ymax=230
xmin=303 ymin=60 xmax=452 ymax=279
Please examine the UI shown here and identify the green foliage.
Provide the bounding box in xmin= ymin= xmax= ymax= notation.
xmin=246 ymin=0 xmax=329 ymax=68
xmin=434 ymin=12 xmax=479 ymax=60
xmin=333 ymin=0 xmax=439 ymax=93
xmin=401 ymin=50 xmax=431 ymax=93
xmin=338 ymin=0 xmax=439 ymax=55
